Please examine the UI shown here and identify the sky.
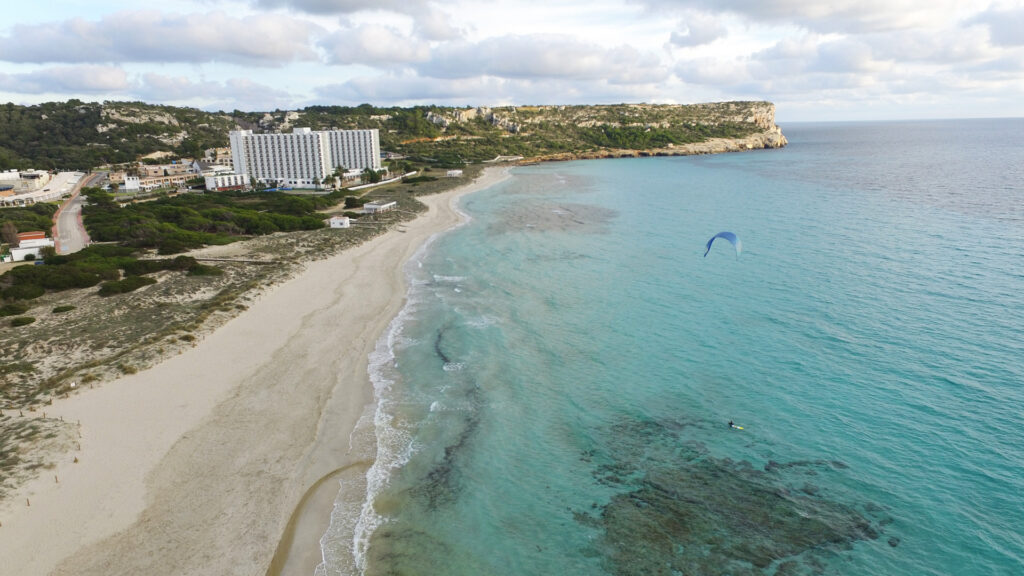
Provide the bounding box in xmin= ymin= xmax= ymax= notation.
xmin=1 ymin=0 xmax=1022 ymax=121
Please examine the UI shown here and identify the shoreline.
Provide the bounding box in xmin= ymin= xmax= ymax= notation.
xmin=0 ymin=166 xmax=510 ymax=576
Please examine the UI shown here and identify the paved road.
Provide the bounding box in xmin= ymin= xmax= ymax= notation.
xmin=54 ymin=173 xmax=100 ymax=254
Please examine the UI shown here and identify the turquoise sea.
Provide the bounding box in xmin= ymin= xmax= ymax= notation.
xmin=320 ymin=119 xmax=1024 ymax=576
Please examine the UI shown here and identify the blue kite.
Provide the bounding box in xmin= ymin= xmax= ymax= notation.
xmin=704 ymin=232 xmax=742 ymax=258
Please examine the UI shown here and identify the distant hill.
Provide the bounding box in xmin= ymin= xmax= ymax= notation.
xmin=0 ymin=100 xmax=785 ymax=171
xmin=0 ymin=100 xmax=238 ymax=171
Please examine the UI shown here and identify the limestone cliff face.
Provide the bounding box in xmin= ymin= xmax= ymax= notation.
xmin=427 ymin=101 xmax=787 ymax=161
xmin=523 ymin=102 xmax=787 ymax=162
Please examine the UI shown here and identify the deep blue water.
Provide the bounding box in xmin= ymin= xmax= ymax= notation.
xmin=322 ymin=119 xmax=1024 ymax=576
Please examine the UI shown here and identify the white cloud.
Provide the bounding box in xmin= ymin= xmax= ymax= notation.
xmin=0 ymin=65 xmax=131 ymax=93
xmin=669 ymin=12 xmax=728 ymax=47
xmin=319 ymin=24 xmax=432 ymax=65
xmin=970 ymin=7 xmax=1024 ymax=46
xmin=253 ymin=0 xmax=418 ymax=14
xmin=314 ymin=69 xmax=669 ymax=106
xmin=636 ymin=0 xmax=980 ymax=33
xmin=137 ymin=74 xmax=297 ymax=110
xmin=0 ymin=11 xmax=323 ymax=65
xmin=251 ymin=0 xmax=462 ymax=40
xmin=419 ymin=35 xmax=669 ymax=84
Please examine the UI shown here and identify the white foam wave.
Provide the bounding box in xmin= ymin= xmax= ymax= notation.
xmin=442 ymin=362 xmax=465 ymax=372
xmin=465 ymin=315 xmax=498 ymax=328
xmin=433 ymin=274 xmax=467 ymax=283
xmin=349 ymin=218 xmax=468 ymax=573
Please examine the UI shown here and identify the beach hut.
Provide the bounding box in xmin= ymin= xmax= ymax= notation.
xmin=328 ymin=215 xmax=351 ymax=228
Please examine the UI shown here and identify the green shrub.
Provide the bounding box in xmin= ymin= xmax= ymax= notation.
xmin=187 ymin=263 xmax=223 ymax=276
xmin=98 ymin=275 xmax=157 ymax=296
xmin=0 ymin=302 xmax=30 ymax=316
xmin=404 ymin=176 xmax=438 ymax=184
xmin=10 ymin=316 xmax=35 ymax=327
xmin=2 ymin=284 xmax=45 ymax=300
xmin=52 ymin=305 xmax=76 ymax=313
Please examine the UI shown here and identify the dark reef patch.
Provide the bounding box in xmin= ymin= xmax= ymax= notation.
xmin=409 ymin=381 xmax=482 ymax=510
xmin=577 ymin=418 xmax=892 ymax=575
xmin=434 ymin=324 xmax=452 ymax=365
xmin=490 ymin=202 xmax=617 ymax=235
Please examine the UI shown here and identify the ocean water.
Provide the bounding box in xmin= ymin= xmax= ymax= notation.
xmin=320 ymin=119 xmax=1024 ymax=576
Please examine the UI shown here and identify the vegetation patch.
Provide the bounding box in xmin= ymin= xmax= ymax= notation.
xmin=10 ymin=316 xmax=35 ymax=327
xmin=52 ymin=305 xmax=76 ymax=313
xmin=1 ymin=205 xmax=59 ymax=240
xmin=98 ymin=275 xmax=157 ymax=296
xmin=0 ymin=361 xmax=35 ymax=376
xmin=403 ymin=176 xmax=439 ymax=185
xmin=83 ymin=187 xmax=343 ymax=253
xmin=0 ymin=245 xmax=223 ymax=300
xmin=0 ymin=302 xmax=30 ymax=317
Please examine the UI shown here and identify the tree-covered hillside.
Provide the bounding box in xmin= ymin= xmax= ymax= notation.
xmin=0 ymin=100 xmax=783 ymax=171
xmin=0 ymin=100 xmax=237 ymax=170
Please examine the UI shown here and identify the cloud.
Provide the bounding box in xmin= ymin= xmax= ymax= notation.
xmin=0 ymin=11 xmax=323 ymax=66
xmin=0 ymin=65 xmax=132 ymax=94
xmin=137 ymin=74 xmax=296 ymax=110
xmin=253 ymin=0 xmax=418 ymax=14
xmin=636 ymin=0 xmax=973 ymax=34
xmin=417 ymin=35 xmax=669 ymax=84
xmin=319 ymin=24 xmax=431 ymax=65
xmin=314 ymin=70 xmax=668 ymax=106
xmin=970 ymin=7 xmax=1024 ymax=46
xmin=252 ymin=0 xmax=462 ymax=40
xmin=669 ymin=12 xmax=728 ymax=47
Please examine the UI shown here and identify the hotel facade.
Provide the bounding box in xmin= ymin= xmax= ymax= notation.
xmin=229 ymin=127 xmax=381 ymax=188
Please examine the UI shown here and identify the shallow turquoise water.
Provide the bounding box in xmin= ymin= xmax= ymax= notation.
xmin=329 ymin=120 xmax=1024 ymax=575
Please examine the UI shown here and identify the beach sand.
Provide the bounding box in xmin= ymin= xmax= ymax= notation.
xmin=0 ymin=167 xmax=509 ymax=576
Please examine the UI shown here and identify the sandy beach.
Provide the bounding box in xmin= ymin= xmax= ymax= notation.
xmin=0 ymin=166 xmax=509 ymax=576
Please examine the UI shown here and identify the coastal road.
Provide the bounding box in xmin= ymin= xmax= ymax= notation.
xmin=54 ymin=173 xmax=100 ymax=254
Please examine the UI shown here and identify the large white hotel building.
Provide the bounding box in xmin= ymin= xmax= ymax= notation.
xmin=229 ymin=127 xmax=381 ymax=188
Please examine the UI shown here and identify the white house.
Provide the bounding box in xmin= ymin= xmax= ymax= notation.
xmin=363 ymin=200 xmax=397 ymax=214
xmin=328 ymin=215 xmax=351 ymax=228
xmin=446 ymin=169 xmax=464 ymax=177
xmin=10 ymin=231 xmax=55 ymax=261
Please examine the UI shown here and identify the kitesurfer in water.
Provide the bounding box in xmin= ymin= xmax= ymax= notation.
xmin=728 ymin=420 xmax=735 ymax=429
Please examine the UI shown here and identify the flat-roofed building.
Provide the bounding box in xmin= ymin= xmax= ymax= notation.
xmin=323 ymin=129 xmax=381 ymax=173
xmin=205 ymin=173 xmax=251 ymax=192
xmin=11 ymin=231 xmax=54 ymax=261
xmin=229 ymin=127 xmax=381 ymax=189
xmin=363 ymin=200 xmax=397 ymax=214
xmin=328 ymin=215 xmax=351 ymax=228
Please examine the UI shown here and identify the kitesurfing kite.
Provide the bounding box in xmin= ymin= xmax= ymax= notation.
xmin=704 ymin=232 xmax=742 ymax=258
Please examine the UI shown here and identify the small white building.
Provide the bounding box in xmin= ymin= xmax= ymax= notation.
xmin=363 ymin=200 xmax=397 ymax=214
xmin=204 ymin=173 xmax=251 ymax=192
xmin=328 ymin=215 xmax=351 ymax=228
xmin=10 ymin=231 xmax=55 ymax=261
xmin=124 ymin=176 xmax=141 ymax=191
xmin=446 ymin=169 xmax=464 ymax=177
